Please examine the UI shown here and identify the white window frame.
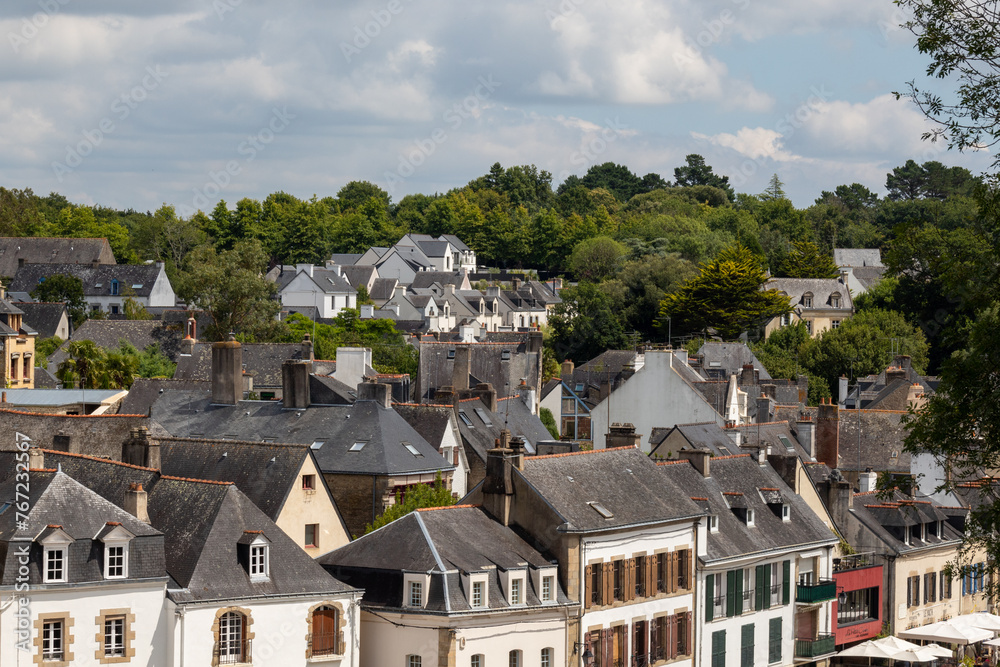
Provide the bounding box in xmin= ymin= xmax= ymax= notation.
xmin=219 ymin=612 xmax=245 ymax=661
xmin=407 ymin=655 xmax=422 ymax=667
xmin=250 ymin=543 xmax=269 ymax=578
xmin=44 ymin=547 xmax=66 ymax=583
xmin=472 ymin=580 xmax=485 ymax=608
xmin=709 ymin=515 xmax=719 ymax=532
xmin=409 ymin=580 xmax=423 ymax=608
xmin=104 ymin=543 xmax=128 ymax=579
xmin=781 ymin=504 xmax=790 ymax=522
xmin=542 ymin=575 xmax=554 ymax=602
xmin=510 ymin=577 xmax=523 ymax=605
xmin=42 ymin=619 xmax=63 ymax=660
xmin=746 ymin=508 xmax=755 ymax=527
xmin=104 ymin=615 xmax=126 ymax=658
xmin=541 ymin=648 xmax=553 ymax=667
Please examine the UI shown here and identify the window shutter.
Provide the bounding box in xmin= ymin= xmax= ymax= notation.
xmin=763 ymin=564 xmax=772 ymax=609
xmin=649 ymin=618 xmax=659 ymax=661
xmin=712 ymin=629 xmax=726 ymax=666
xmin=924 ymin=574 xmax=929 ymax=604
xmin=686 ymin=611 xmax=693 ymax=657
xmin=666 ymin=552 xmax=676 ymax=594
xmin=602 ymin=628 xmax=612 ymax=667
xmin=735 ymin=568 xmax=744 ymax=615
xmin=585 ymin=565 xmax=593 ymax=609
xmin=782 ymin=560 xmax=790 ymax=605
xmin=705 ymin=573 xmax=715 ymax=622
xmin=685 ymin=550 xmax=693 ymax=590
xmin=624 ymin=558 xmax=635 ymax=602
xmin=755 ymin=565 xmax=765 ymax=611
xmin=914 ymin=576 xmax=920 ymax=605
xmin=907 ymin=576 xmax=912 ymax=607
xmin=645 ymin=555 xmax=655 ymax=597
xmin=603 ymin=562 xmax=614 ymax=605
xmin=726 ymin=570 xmax=737 ymax=616
xmin=667 ymin=615 xmax=677 ymax=660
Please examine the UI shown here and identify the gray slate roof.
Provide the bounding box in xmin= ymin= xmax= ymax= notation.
xmin=0 ymin=237 xmax=115 ymax=278
xmin=50 ymin=319 xmax=184 ymax=366
xmin=150 ymin=392 xmax=454 ymax=476
xmin=321 ymin=506 xmax=570 ymax=613
xmin=834 ymin=248 xmax=883 ymax=267
xmin=173 ymin=342 xmax=310 ymax=387
xmin=517 ymin=447 xmax=706 ymax=533
xmin=649 ymin=422 xmax=741 ymax=458
xmin=766 ymin=277 xmax=853 ymax=310
xmin=10 ymin=262 xmax=163 ymax=298
xmin=118 ymin=378 xmax=211 ymax=415
xmin=13 ymin=302 xmax=67 ymax=339
xmin=697 ymin=342 xmax=772 ymax=380
xmin=455 ymin=396 xmax=553 ymax=464
xmin=369 ymin=278 xmax=398 ymax=301
xmin=659 ymin=455 xmax=837 ymax=563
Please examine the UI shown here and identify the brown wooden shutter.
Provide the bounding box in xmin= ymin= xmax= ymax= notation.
xmin=585 ymin=565 xmax=593 ymax=609
xmin=624 ymin=558 xmax=635 ymax=602
xmin=668 ymin=552 xmax=677 ymax=594
xmin=686 ymin=611 xmax=693 ymax=657
xmin=645 ymin=555 xmax=655 ymax=597
xmin=667 ymin=615 xmax=677 ymax=660
xmin=603 ymin=628 xmax=612 ymax=667
xmin=649 ymin=618 xmax=658 ymax=662
xmin=603 ymin=562 xmax=614 ymax=605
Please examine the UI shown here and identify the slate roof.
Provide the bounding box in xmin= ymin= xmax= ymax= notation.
xmin=455 ymin=396 xmax=553 ymax=464
xmin=118 ymin=378 xmax=211 ymax=415
xmin=766 ymin=277 xmax=853 ymax=310
xmin=320 ymin=506 xmax=571 ymax=613
xmin=369 ymin=278 xmax=398 ymax=302
xmin=847 ymin=488 xmax=963 ymax=557
xmin=659 ymin=456 xmax=837 ymax=563
xmin=0 ymin=470 xmax=164 ymax=587
xmin=14 ymin=302 xmax=67 ymax=339
xmin=150 ymin=392 xmax=454 ymax=476
xmin=30 ymin=453 xmax=354 ymax=602
xmin=834 ymin=248 xmax=883 ymax=267
xmin=49 ymin=319 xmax=184 ymax=366
xmin=726 ymin=421 xmax=813 ymax=462
xmin=649 ymin=422 xmax=741 ymax=458
xmin=0 ymin=237 xmax=115 ymax=278
xmin=340 ymin=264 xmax=377 ymax=289
xmin=517 ymin=447 xmax=706 ymax=533
xmin=409 ymin=271 xmax=469 ymax=290
xmin=329 ymin=253 xmax=363 ymax=266
xmin=851 ymin=266 xmax=888 ymax=290
xmin=173 ymin=342 xmax=310 ymax=387
xmin=697 ymin=342 xmax=772 ymax=380
xmin=10 ymin=262 xmax=164 ymax=298
xmin=33 ymin=367 xmax=61 ymax=388
xmin=394 ymin=404 xmax=456 ymax=452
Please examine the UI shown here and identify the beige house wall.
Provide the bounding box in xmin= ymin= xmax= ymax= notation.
xmin=274 ymin=456 xmax=351 ymax=555
xmin=765 ymin=310 xmax=853 ymax=339
xmin=2 ymin=331 xmax=35 ymax=388
xmin=892 ymin=547 xmax=962 ymax=633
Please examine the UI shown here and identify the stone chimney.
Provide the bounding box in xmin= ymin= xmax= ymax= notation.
xmin=894 ymin=355 xmax=912 ymax=371
xmin=560 ymin=359 xmax=575 ymax=382
xmin=816 ymin=399 xmax=840 ymax=469
xmin=512 ymin=278 xmax=522 ymax=290
xmin=740 ymin=364 xmax=758 ymax=385
xmin=826 ymin=476 xmax=853 ymax=530
xmin=301 ymin=333 xmax=314 ymax=361
xmin=473 ymin=383 xmax=498 ymax=412
xmin=886 ymin=366 xmax=907 ymax=385
xmin=518 ymin=380 xmax=536 ymax=415
xmin=356 ymin=380 xmax=392 ymax=408
xmin=858 ymin=468 xmax=877 ymax=493
xmin=509 ymin=436 xmax=526 ymax=470
xmin=211 ymin=335 xmax=243 ymax=405
xmin=767 ymin=453 xmax=798 ymax=493
xmin=124 ymin=483 xmax=150 ymax=523
xmin=121 ymin=427 xmax=160 ymax=469
xmin=282 ymin=359 xmax=312 ymax=409
xmin=606 ymin=423 xmax=641 ymax=449
xmin=838 ymin=375 xmax=849 ymax=407
xmin=452 ymin=344 xmax=472 ymax=391
xmin=796 ymin=414 xmax=816 ymax=458
xmin=679 ymin=448 xmax=711 ymax=477
xmin=482 ymin=445 xmax=515 ymax=526
xmin=28 ymin=448 xmax=44 ymax=470
xmin=757 ymin=394 xmax=774 ymax=423
xmin=907 ymin=383 xmax=927 ymax=410
xmin=599 ymin=379 xmax=611 ymax=402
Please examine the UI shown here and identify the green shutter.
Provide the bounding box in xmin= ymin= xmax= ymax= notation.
xmin=712 ymin=630 xmax=726 ymax=667
xmin=769 ymin=617 xmax=782 ymax=664
xmin=705 ymin=573 xmax=715 ymax=622
xmin=782 ymin=560 xmax=790 ymax=605
xmin=763 ymin=564 xmax=772 ymax=609
xmin=753 ymin=566 xmax=762 ymax=610
xmin=741 ymin=623 xmax=755 ymax=667
xmin=727 ymin=570 xmax=737 ymax=617
xmin=735 ymin=569 xmax=744 ymax=615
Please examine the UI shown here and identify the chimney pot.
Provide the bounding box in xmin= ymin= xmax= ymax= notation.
xmin=124 ymin=483 xmax=150 ymax=523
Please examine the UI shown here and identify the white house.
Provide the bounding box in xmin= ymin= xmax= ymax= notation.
xmin=272 ymin=264 xmax=357 ymax=319
xmin=321 ymin=506 xmax=573 ymax=667
xmin=10 ymin=261 xmax=176 ymax=315
xmin=661 ymin=450 xmax=839 ymax=667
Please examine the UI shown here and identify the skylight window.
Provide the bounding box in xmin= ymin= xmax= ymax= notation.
xmin=350 ymin=441 xmax=367 ymax=452
xmin=501 ymin=350 xmax=511 ymax=361
xmin=131 ymin=284 xmax=143 ymax=289
xmin=474 ymin=408 xmax=493 ymax=426
xmin=458 ymin=410 xmax=474 ymax=427
xmin=311 ymin=440 xmax=325 ymax=449
xmin=778 ymin=435 xmax=794 ymax=450
xmin=709 ymin=361 xmax=721 ymax=367
xmin=403 ymin=442 xmax=423 ymax=457
xmin=575 ymin=383 xmax=584 ymax=392
xmin=588 ymin=502 xmax=614 ymax=519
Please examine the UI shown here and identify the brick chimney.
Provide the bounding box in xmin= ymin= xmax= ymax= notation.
xmin=605 ymin=423 xmax=641 ymax=449
xmin=473 ymin=383 xmax=498 ymax=412
xmin=740 ymin=364 xmax=758 ymax=385
xmin=816 ymin=399 xmax=840 ymax=469
xmin=482 ymin=445 xmax=515 ymax=526
xmin=211 ymin=335 xmax=243 ymax=405
xmin=121 ymin=427 xmax=160 ymax=469
xmin=282 ymin=359 xmax=312 ymax=409
xmin=124 ymin=483 xmax=150 ymax=523
xmin=679 ymin=448 xmax=711 ymax=478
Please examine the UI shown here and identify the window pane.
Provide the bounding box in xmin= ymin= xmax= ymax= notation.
xmin=105 ymin=616 xmax=126 ymax=657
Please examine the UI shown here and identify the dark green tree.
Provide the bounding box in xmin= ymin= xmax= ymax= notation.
xmin=364 ymin=473 xmax=454 ymax=535
xmin=549 ymin=282 xmax=628 ymax=363
xmin=775 ymin=241 xmax=839 ymax=278
xmin=30 ymin=274 xmax=87 ymax=327
xmin=673 ymin=154 xmax=735 ymax=201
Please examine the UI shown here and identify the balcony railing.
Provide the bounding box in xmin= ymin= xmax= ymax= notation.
xmin=833 ymin=553 xmax=880 ymax=572
xmin=796 ymin=579 xmax=837 ymax=603
xmin=309 ymin=633 xmax=345 ymax=657
xmin=794 ymin=634 xmax=836 ymax=659
xmin=215 ymin=639 xmax=252 ymax=665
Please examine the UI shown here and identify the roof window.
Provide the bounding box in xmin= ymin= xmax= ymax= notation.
xmin=403 ymin=442 xmax=423 ymax=457
xmin=588 ymin=501 xmax=614 ymax=519
xmin=458 ymin=410 xmax=474 ymax=427
xmin=349 ymin=441 xmax=367 ymax=452
xmin=474 ymin=408 xmax=492 ymax=426
xmin=311 ymin=440 xmax=325 ymax=449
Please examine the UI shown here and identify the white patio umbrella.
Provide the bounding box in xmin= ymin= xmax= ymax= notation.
xmin=985 ymin=637 xmax=1000 ymax=647
xmin=954 ymin=612 xmax=1000 ymax=632
xmin=891 ymin=646 xmax=949 ymax=663
xmin=922 ymin=643 xmax=956 ymax=658
xmin=872 ymin=636 xmax=924 ymax=652
xmin=836 ymin=641 xmax=897 ymax=659
xmin=899 ymin=619 xmax=994 ymax=645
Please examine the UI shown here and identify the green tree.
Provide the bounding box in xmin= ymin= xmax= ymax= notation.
xmin=569 ymin=236 xmax=628 ymax=281
xmin=659 ymin=244 xmax=791 ymax=340
xmin=549 ymin=282 xmax=628 ymax=363
xmin=123 ymin=295 xmax=152 ymax=320
xmin=364 ymin=473 xmax=454 ymax=534
xmin=539 ymin=407 xmax=560 ymax=439
xmin=602 ymin=254 xmax=697 ymax=338
xmin=177 ymin=240 xmax=285 ymax=341
xmin=337 ymin=181 xmax=391 ymax=212
xmin=30 ymin=274 xmax=87 ymax=327
xmin=33 ymin=336 xmax=64 ymax=369
xmin=673 ymin=154 xmax=735 ymax=201
xmin=760 ymin=174 xmax=786 ymax=201
xmin=776 ymin=241 xmax=840 ymax=279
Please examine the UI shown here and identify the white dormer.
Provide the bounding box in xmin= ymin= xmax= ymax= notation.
xmin=802 ymin=292 xmax=814 ymax=308
xmin=403 ymin=572 xmax=431 ymax=608
xmin=462 ymin=569 xmax=491 ymax=609
xmin=531 ymin=565 xmax=558 ymax=604
xmin=499 ymin=567 xmax=528 ymax=606
xmin=830 ymin=292 xmax=842 ymax=308
xmin=38 ymin=526 xmax=74 ymax=583
xmin=238 ymin=531 xmax=272 ymax=581
xmin=96 ymin=522 xmax=135 ymax=580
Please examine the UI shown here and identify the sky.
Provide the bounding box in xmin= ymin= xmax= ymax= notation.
xmin=0 ymin=0 xmax=993 ymax=215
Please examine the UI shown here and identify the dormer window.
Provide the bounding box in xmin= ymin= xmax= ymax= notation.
xmin=472 ymin=580 xmax=485 ymax=607
xmin=746 ymin=509 xmax=755 ymax=527
xmin=709 ymin=515 xmax=719 ymax=532
xmin=39 ymin=525 xmax=73 ymax=583
xmin=45 ymin=547 xmax=66 ymax=583
xmin=98 ymin=522 xmax=134 ymax=580
xmin=511 ymin=577 xmax=523 ymax=605
xmin=110 ymin=279 xmax=119 ymax=296
xmin=782 ymin=504 xmax=790 ymax=522
xmin=238 ymin=531 xmax=271 ymax=580
xmin=802 ymin=292 xmax=813 ymax=308
xmin=831 ymin=292 xmax=841 ymax=308
xmin=409 ymin=580 xmax=423 ymax=607
xmin=542 ymin=575 xmax=554 ymax=602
